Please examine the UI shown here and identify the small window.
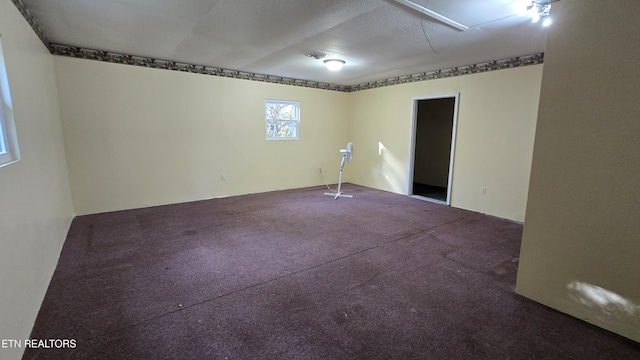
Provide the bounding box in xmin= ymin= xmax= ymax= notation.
xmin=265 ymin=100 xmax=299 ymax=140
xmin=0 ymin=36 xmax=19 ymax=168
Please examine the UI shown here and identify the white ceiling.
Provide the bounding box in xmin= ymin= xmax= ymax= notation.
xmin=20 ymin=0 xmax=550 ymax=86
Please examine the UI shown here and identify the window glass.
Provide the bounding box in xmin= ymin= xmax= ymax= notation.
xmin=0 ymin=36 xmax=19 ymax=167
xmin=265 ymin=100 xmax=299 ymax=140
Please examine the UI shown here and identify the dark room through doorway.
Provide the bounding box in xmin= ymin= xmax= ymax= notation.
xmin=410 ymin=96 xmax=458 ymax=204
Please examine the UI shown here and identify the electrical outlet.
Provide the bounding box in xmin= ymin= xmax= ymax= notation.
xmin=221 ymin=174 xmax=227 ymax=181
xmin=480 ymin=186 xmax=486 ymax=195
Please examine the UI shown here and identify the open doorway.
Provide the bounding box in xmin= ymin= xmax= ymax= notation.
xmin=409 ymin=94 xmax=459 ymax=205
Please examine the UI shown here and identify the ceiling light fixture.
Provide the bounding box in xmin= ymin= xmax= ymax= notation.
xmin=525 ymin=1 xmax=552 ymax=26
xmin=324 ymin=59 xmax=345 ymax=71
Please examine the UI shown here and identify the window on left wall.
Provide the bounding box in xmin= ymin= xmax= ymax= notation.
xmin=0 ymin=36 xmax=20 ymax=168
xmin=265 ymin=100 xmax=299 ymax=140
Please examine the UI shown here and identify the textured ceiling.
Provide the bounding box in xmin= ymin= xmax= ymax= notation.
xmin=19 ymin=0 xmax=550 ymax=86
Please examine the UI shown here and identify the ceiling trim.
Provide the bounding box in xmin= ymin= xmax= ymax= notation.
xmin=50 ymin=44 xmax=544 ymax=92
xmin=11 ymin=0 xmax=51 ymax=50
xmin=349 ymin=54 xmax=543 ymax=91
xmin=13 ymin=1 xmax=545 ymax=93
xmin=50 ymin=44 xmax=353 ymax=92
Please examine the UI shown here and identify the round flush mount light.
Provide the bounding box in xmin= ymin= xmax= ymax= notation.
xmin=324 ymin=59 xmax=345 ymax=71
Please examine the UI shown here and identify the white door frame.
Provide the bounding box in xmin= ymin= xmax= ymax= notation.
xmin=407 ymin=93 xmax=460 ymax=205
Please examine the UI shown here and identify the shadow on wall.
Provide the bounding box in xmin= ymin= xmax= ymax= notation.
xmin=377 ymin=141 xmax=406 ymax=194
xmin=567 ymin=281 xmax=640 ymax=327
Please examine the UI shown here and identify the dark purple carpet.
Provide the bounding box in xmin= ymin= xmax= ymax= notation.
xmin=24 ymin=184 xmax=640 ymax=359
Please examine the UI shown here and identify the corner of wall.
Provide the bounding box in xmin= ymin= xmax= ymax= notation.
xmin=0 ymin=1 xmax=74 ymax=358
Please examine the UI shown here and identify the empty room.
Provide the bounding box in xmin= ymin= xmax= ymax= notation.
xmin=1 ymin=0 xmax=639 ymax=359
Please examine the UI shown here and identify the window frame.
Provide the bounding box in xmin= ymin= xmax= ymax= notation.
xmin=0 ymin=35 xmax=19 ymax=168
xmin=0 ymin=110 xmax=9 ymax=163
xmin=265 ymin=99 xmax=300 ymax=141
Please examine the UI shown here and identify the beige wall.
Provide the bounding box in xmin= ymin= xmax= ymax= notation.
xmin=0 ymin=0 xmax=74 ymax=358
xmin=54 ymin=57 xmax=350 ymax=215
xmin=348 ymin=65 xmax=542 ymax=221
xmin=56 ymin=57 xmax=541 ymax=221
xmin=5 ymin=0 xmax=634 ymax=353
xmin=516 ymin=0 xmax=640 ymax=342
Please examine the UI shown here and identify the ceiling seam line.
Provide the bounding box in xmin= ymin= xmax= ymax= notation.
xmin=11 ymin=1 xmax=546 ymax=93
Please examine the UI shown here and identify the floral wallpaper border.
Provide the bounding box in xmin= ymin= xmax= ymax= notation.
xmin=11 ymin=0 xmax=51 ymax=50
xmin=348 ymin=54 xmax=543 ymax=92
xmin=49 ymin=44 xmax=353 ymax=92
xmin=13 ymin=0 xmax=544 ymax=93
xmin=50 ymin=44 xmax=544 ymax=93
